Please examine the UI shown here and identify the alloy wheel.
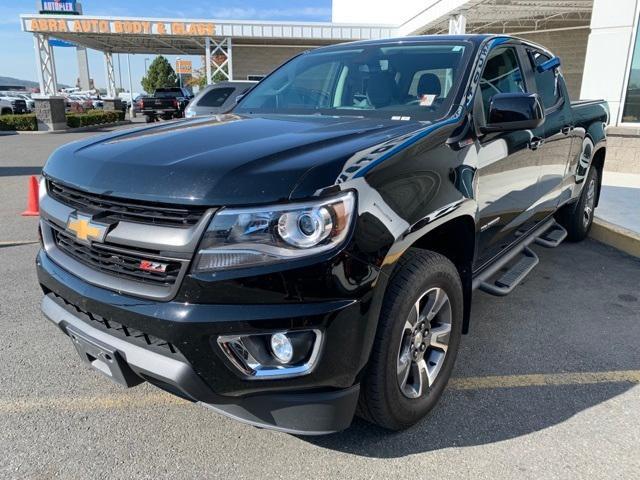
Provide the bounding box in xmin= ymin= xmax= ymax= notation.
xmin=583 ymin=177 xmax=596 ymax=228
xmin=396 ymin=287 xmax=452 ymax=399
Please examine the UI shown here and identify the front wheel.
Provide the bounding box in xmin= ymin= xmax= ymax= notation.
xmin=358 ymin=249 xmax=463 ymax=430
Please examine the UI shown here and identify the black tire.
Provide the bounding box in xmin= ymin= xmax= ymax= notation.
xmin=358 ymin=249 xmax=463 ymax=431
xmin=556 ymin=167 xmax=598 ymax=242
xmin=145 ymin=115 xmax=155 ymax=123
xmin=1 ymin=108 xmax=12 ymax=115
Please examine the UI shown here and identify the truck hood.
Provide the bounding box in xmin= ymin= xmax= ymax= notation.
xmin=44 ymin=114 xmax=426 ymax=206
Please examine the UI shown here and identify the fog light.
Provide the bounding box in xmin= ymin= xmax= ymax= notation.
xmin=270 ymin=332 xmax=293 ymax=363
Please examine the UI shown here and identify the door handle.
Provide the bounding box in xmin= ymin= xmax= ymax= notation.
xmin=529 ymin=137 xmax=545 ymax=150
xmin=561 ymin=126 xmax=574 ymax=135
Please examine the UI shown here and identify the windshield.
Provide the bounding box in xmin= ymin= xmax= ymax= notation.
xmin=235 ymin=42 xmax=472 ymax=121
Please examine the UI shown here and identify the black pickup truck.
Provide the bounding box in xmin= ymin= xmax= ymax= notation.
xmin=36 ymin=35 xmax=608 ymax=435
xmin=140 ymin=87 xmax=192 ymax=122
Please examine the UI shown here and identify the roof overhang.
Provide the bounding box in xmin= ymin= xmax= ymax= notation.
xmin=20 ymin=14 xmax=397 ymax=54
xmin=400 ymin=0 xmax=594 ymax=35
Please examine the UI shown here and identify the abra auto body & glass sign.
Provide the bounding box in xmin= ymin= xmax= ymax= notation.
xmin=27 ymin=17 xmax=215 ymax=36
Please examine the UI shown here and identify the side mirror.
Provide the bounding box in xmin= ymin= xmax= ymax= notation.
xmin=481 ymin=92 xmax=545 ymax=133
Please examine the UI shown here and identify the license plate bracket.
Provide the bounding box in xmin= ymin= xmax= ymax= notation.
xmin=67 ymin=326 xmax=143 ymax=387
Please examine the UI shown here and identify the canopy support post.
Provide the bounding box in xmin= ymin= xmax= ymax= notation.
xmin=227 ymin=37 xmax=233 ymax=81
xmin=33 ymin=33 xmax=59 ymax=96
xmin=104 ymin=51 xmax=117 ymax=98
xmin=449 ymin=14 xmax=467 ymax=34
xmin=205 ymin=37 xmax=212 ymax=85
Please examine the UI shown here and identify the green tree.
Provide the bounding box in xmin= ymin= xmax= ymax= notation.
xmin=141 ymin=56 xmax=178 ymax=93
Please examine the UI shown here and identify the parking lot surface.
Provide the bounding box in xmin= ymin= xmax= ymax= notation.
xmin=1 ymin=128 xmax=639 ymax=479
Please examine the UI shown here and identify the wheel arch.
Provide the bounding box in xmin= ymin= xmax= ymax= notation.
xmin=407 ymin=214 xmax=476 ymax=334
xmin=590 ymin=146 xmax=606 ymax=207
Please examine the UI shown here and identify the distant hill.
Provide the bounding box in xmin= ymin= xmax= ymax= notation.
xmin=0 ymin=76 xmax=70 ymax=89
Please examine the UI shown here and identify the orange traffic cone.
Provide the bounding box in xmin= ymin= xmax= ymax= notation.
xmin=21 ymin=175 xmax=40 ymax=217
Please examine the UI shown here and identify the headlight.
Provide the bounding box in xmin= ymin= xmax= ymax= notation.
xmin=193 ymin=191 xmax=356 ymax=272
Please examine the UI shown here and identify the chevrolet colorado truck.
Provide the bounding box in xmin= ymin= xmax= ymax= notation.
xmin=37 ymin=35 xmax=608 ymax=434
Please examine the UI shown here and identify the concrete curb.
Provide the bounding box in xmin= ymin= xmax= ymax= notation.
xmin=590 ymin=217 xmax=640 ymax=258
xmin=0 ymin=120 xmax=131 ymax=136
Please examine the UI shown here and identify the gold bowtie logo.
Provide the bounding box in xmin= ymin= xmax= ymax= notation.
xmin=66 ymin=214 xmax=108 ymax=244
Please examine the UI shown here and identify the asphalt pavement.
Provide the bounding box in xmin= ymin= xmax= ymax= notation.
xmin=1 ymin=127 xmax=639 ymax=479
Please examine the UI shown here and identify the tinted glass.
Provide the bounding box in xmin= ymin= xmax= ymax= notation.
xmin=198 ymin=87 xmax=234 ymax=107
xmin=155 ymin=88 xmax=183 ymax=98
xmin=235 ymin=43 xmax=472 ymax=121
xmin=480 ymin=47 xmax=526 ymax=117
xmin=531 ymin=51 xmax=562 ymax=109
xmin=622 ymin=17 xmax=640 ymax=122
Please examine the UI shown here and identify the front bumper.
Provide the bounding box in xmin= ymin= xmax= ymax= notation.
xmin=37 ymin=250 xmax=376 ymax=434
xmin=41 ymin=294 xmax=359 ymax=434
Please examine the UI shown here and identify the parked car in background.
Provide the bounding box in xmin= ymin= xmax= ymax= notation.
xmin=184 ymin=81 xmax=256 ymax=118
xmin=0 ymin=93 xmax=28 ymax=114
xmin=90 ymin=96 xmax=104 ymax=109
xmin=64 ymin=95 xmax=94 ymax=113
xmin=141 ymin=87 xmax=193 ymax=122
xmin=133 ymin=95 xmax=146 ymax=113
xmin=2 ymin=92 xmax=36 ymax=112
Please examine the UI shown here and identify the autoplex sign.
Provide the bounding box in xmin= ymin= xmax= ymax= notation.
xmin=40 ymin=1 xmax=78 ymax=14
xmin=26 ymin=17 xmax=215 ymax=36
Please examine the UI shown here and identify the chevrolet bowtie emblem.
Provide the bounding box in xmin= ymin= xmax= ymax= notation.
xmin=66 ymin=213 xmax=109 ymax=244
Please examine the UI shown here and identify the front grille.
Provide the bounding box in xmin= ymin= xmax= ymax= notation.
xmin=49 ymin=221 xmax=182 ymax=287
xmin=47 ymin=180 xmax=206 ymax=228
xmin=49 ymin=292 xmax=178 ymax=355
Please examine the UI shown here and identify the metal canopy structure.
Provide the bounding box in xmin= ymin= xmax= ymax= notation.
xmin=20 ymin=13 xmax=395 ymax=99
xmin=402 ymin=0 xmax=594 ymax=35
xmin=20 ymin=14 xmax=396 ymax=54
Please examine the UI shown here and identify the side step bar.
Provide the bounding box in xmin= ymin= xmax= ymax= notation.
xmin=535 ymin=222 xmax=567 ymax=248
xmin=479 ymin=247 xmax=538 ymax=296
xmin=473 ymin=219 xmax=566 ymax=297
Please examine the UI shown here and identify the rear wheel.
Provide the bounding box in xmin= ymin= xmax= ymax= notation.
xmin=358 ymin=249 xmax=463 ymax=430
xmin=556 ymin=166 xmax=598 ymax=242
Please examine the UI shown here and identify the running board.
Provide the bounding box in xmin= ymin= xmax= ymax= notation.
xmin=478 ymin=247 xmax=539 ymax=297
xmin=534 ymin=222 xmax=567 ymax=248
xmin=473 ymin=218 xmax=555 ymax=297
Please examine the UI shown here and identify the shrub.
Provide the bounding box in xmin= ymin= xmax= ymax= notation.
xmin=66 ymin=110 xmax=125 ymax=128
xmin=0 ymin=114 xmax=37 ymax=131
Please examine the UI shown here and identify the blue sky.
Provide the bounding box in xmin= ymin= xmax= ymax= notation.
xmin=0 ymin=0 xmax=331 ymax=92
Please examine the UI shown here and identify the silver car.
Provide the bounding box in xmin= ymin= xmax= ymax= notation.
xmin=184 ymin=81 xmax=256 ymax=118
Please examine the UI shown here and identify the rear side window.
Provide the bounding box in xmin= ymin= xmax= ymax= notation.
xmin=530 ymin=51 xmax=563 ymax=109
xmin=480 ymin=47 xmax=526 ymax=118
xmin=198 ymin=87 xmax=235 ymax=107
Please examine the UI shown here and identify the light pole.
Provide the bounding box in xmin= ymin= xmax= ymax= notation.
xmin=176 ymin=57 xmax=182 ymax=88
xmin=127 ymin=54 xmax=135 ymax=119
xmin=144 ymin=57 xmax=150 ymax=74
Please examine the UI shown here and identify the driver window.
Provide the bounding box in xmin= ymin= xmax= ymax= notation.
xmin=480 ymin=47 xmax=526 ymax=119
